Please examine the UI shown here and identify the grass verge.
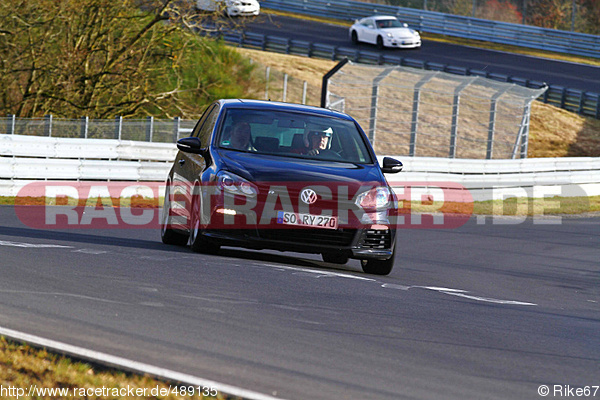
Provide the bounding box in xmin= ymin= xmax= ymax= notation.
xmin=1 ymin=195 xmax=599 ymax=216
xmin=0 ymin=337 xmax=229 ymax=400
xmin=405 ymin=195 xmax=600 ymax=216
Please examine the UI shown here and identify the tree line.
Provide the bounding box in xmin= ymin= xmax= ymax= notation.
xmin=0 ymin=0 xmax=258 ymax=119
xmin=365 ymin=0 xmax=600 ymax=34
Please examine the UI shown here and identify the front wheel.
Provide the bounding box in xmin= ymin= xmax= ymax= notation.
xmin=351 ymin=30 xmax=359 ymax=45
xmin=189 ymin=186 xmax=220 ymax=255
xmin=376 ymin=36 xmax=384 ymax=50
xmin=161 ymin=182 xmax=188 ymax=246
xmin=361 ymin=248 xmax=395 ymax=275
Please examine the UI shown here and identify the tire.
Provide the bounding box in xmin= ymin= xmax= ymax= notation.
xmin=360 ymin=247 xmax=395 ymax=276
xmin=322 ymin=253 xmax=349 ymax=265
xmin=376 ymin=36 xmax=384 ymax=50
xmin=161 ymin=182 xmax=188 ymax=246
xmin=189 ymin=185 xmax=220 ymax=255
xmin=351 ymin=31 xmax=359 ymax=45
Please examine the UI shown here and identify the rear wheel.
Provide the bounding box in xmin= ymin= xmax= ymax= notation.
xmin=376 ymin=36 xmax=384 ymax=50
xmin=360 ymin=247 xmax=395 ymax=275
xmin=322 ymin=252 xmax=349 ymax=265
xmin=161 ymin=182 xmax=188 ymax=246
xmin=189 ymin=185 xmax=220 ymax=255
xmin=351 ymin=30 xmax=359 ymax=45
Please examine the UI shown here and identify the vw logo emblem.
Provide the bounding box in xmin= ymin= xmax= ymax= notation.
xmin=300 ymin=188 xmax=318 ymax=205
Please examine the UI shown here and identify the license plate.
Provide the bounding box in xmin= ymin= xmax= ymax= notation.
xmin=277 ymin=211 xmax=338 ymax=230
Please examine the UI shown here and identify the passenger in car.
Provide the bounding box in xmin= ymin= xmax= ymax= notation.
xmin=227 ymin=122 xmax=254 ymax=151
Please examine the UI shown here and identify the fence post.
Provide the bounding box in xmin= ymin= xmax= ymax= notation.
xmin=7 ymin=114 xmax=16 ymax=135
xmin=512 ymin=103 xmax=531 ymax=159
xmin=283 ymin=74 xmax=288 ymax=102
xmin=449 ymin=78 xmax=476 ymax=158
xmin=265 ymin=66 xmax=270 ymax=100
xmin=146 ymin=116 xmax=154 ymax=142
xmin=410 ymin=73 xmax=437 ymax=157
xmin=486 ymin=86 xmax=511 ymax=159
xmin=174 ymin=117 xmax=181 ymax=143
xmin=115 ymin=116 xmax=123 ymax=140
xmin=80 ymin=116 xmax=89 ymax=138
xmin=44 ymin=114 xmax=53 ymax=137
xmin=578 ymin=92 xmax=585 ymax=115
xmin=302 ymin=81 xmax=307 ymax=105
xmin=368 ymin=67 xmax=394 ymax=145
xmin=520 ymin=102 xmax=532 ymax=158
xmin=321 ymin=58 xmax=349 ymax=108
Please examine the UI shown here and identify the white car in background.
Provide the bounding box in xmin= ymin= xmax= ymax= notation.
xmin=350 ymin=16 xmax=421 ymax=49
xmin=196 ymin=0 xmax=260 ymax=17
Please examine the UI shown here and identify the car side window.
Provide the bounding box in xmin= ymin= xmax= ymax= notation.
xmin=191 ymin=104 xmax=219 ymax=147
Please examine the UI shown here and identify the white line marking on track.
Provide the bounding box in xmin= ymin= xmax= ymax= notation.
xmin=72 ymin=249 xmax=108 ymax=254
xmin=439 ymin=291 xmax=537 ymax=306
xmin=0 ymin=240 xmax=73 ymax=248
xmin=260 ymin=263 xmax=376 ymax=281
xmin=0 ymin=326 xmax=287 ymax=400
xmin=381 ymin=284 xmax=537 ymax=306
xmin=0 ymin=290 xmax=127 ymax=304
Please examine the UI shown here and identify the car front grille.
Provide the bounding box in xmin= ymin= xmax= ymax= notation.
xmin=258 ymin=228 xmax=357 ymax=247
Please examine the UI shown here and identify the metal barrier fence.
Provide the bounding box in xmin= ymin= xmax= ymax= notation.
xmin=0 ymin=134 xmax=176 ymax=185
xmin=379 ymin=156 xmax=600 ymax=201
xmin=2 ymin=133 xmax=599 ymax=201
xmin=0 ymin=115 xmax=196 ymax=143
xmin=223 ymin=30 xmax=600 ymax=119
xmin=323 ymin=61 xmax=547 ymax=159
xmin=260 ymin=0 xmax=600 ymax=59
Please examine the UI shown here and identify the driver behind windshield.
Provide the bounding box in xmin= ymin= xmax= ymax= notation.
xmin=293 ymin=128 xmax=332 ymax=156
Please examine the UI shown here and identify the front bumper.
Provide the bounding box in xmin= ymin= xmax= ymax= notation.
xmin=227 ymin=5 xmax=259 ymax=16
xmin=202 ymin=224 xmax=396 ymax=260
xmin=385 ymin=37 xmax=421 ymax=49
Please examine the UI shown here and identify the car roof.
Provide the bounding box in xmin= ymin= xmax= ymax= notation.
xmin=218 ymin=99 xmax=354 ymax=121
xmin=370 ymin=15 xmax=398 ymax=20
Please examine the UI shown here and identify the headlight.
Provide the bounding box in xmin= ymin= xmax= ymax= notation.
xmin=410 ymin=30 xmax=420 ymax=36
xmin=217 ymin=171 xmax=257 ymax=197
xmin=355 ymin=187 xmax=391 ymax=210
xmin=386 ymin=33 xmax=393 ymax=38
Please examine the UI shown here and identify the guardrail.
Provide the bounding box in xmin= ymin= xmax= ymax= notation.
xmin=0 ymin=135 xmax=176 ymax=192
xmin=380 ymin=155 xmax=600 ymax=201
xmin=1 ymin=134 xmax=598 ymax=200
xmin=223 ymin=31 xmax=600 ymax=119
xmin=260 ymin=0 xmax=600 ymax=59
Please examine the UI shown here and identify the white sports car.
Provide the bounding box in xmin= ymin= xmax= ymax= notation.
xmin=349 ymin=16 xmax=421 ymax=49
xmin=196 ymin=0 xmax=260 ymax=17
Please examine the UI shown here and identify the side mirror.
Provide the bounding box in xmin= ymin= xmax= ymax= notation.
xmin=381 ymin=157 xmax=403 ymax=174
xmin=177 ymin=137 xmax=208 ymax=156
xmin=403 ymin=23 xmax=408 ymax=27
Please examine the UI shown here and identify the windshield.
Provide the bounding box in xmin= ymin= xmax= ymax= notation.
xmin=216 ymin=109 xmax=374 ymax=164
xmin=376 ymin=19 xmax=405 ymax=29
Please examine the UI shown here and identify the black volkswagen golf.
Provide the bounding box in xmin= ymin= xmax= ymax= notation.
xmin=161 ymin=99 xmax=403 ymax=275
